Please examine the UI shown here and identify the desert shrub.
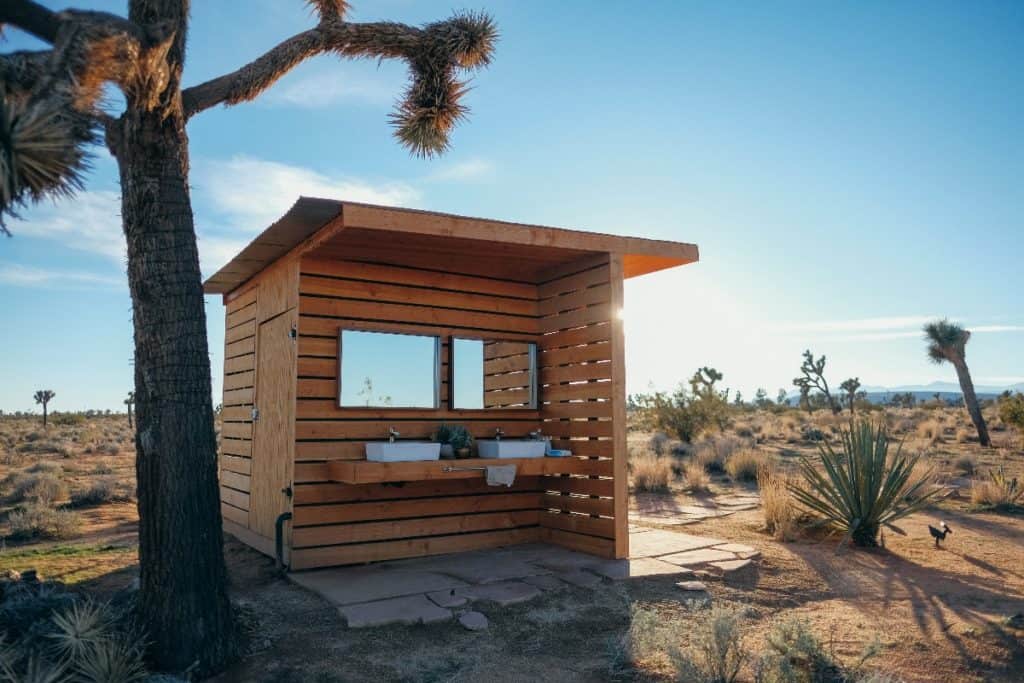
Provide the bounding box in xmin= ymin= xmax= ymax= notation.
xmin=7 ymin=472 xmax=67 ymax=505
xmin=70 ymin=478 xmax=134 ymax=507
xmin=953 ymin=455 xmax=976 ymax=476
xmin=92 ymin=463 xmax=114 ymax=475
xmin=726 ymin=449 xmax=764 ymax=482
xmin=789 ymin=420 xmax=944 ymax=546
xmin=52 ymin=413 xmax=86 ymax=426
xmin=26 ymin=461 xmax=63 ymax=475
xmin=970 ymin=467 xmax=1023 ymax=510
xmin=916 ymin=419 xmax=942 ymax=444
xmin=997 ymin=393 xmax=1024 ymax=430
xmin=684 ymin=460 xmax=711 ymax=492
xmin=649 ymin=432 xmax=671 ymax=456
xmin=756 ymin=617 xmax=881 ymax=683
xmin=631 ymin=452 xmax=672 ymax=492
xmin=6 ymin=504 xmax=82 ymax=540
xmin=94 ymin=442 xmax=121 ymax=456
xmin=670 ymin=605 xmax=746 ymax=683
xmin=800 ymin=425 xmax=824 ymax=442
xmin=607 ymin=605 xmax=665 ymax=677
xmin=758 ymin=467 xmax=798 ymax=541
xmin=17 ymin=439 xmax=70 ymax=455
xmin=734 ymin=423 xmax=754 ymax=439
xmin=694 ymin=442 xmax=726 ymax=473
xmin=631 ymin=382 xmax=732 ymax=443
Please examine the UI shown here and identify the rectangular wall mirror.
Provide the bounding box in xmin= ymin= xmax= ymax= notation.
xmin=451 ymin=337 xmax=537 ymax=410
xmin=339 ymin=330 xmax=440 ymax=408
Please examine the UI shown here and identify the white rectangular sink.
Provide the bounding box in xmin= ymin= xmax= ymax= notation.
xmin=477 ymin=440 xmax=546 ymax=459
xmin=365 ymin=441 xmax=440 ymax=462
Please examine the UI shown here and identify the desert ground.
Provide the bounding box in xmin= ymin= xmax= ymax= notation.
xmin=1 ymin=405 xmax=1022 ymax=681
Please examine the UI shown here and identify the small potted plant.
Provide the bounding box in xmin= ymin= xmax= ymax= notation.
xmin=434 ymin=424 xmax=474 ymax=459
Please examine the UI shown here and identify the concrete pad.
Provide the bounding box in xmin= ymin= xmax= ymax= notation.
xmin=556 ymin=570 xmax=602 ymax=588
xmin=712 ymin=543 xmax=758 ymax=555
xmin=290 ymin=566 xmax=468 ymax=606
xmin=340 ymin=595 xmax=452 ymax=628
xmin=522 ymin=574 xmax=567 ymax=591
xmin=629 ymin=529 xmax=725 ymax=558
xmin=709 ymin=559 xmax=754 ymax=575
xmin=676 ymin=580 xmax=708 ymax=591
xmin=590 ymin=557 xmax=693 ymax=581
xmin=427 ymin=588 xmax=468 ymax=608
xmin=500 ymin=544 xmax=603 ymax=572
xmin=660 ymin=548 xmax=737 ymax=566
xmin=630 ymin=515 xmax=698 ymax=527
xmin=416 ymin=553 xmax=550 ymax=584
xmin=464 ymin=581 xmax=542 ymax=606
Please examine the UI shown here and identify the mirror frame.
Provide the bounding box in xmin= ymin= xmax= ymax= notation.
xmin=337 ymin=328 xmax=441 ymax=410
xmin=448 ymin=335 xmax=538 ymax=411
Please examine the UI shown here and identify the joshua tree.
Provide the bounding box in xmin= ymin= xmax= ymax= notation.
xmin=689 ymin=366 xmax=726 ymax=401
xmin=33 ymin=389 xmax=55 ymax=427
xmin=924 ymin=319 xmax=990 ymax=447
xmin=124 ymin=390 xmax=135 ymax=428
xmin=839 ymin=377 xmax=861 ymax=414
xmin=776 ymin=388 xmax=788 ymax=406
xmin=798 ymin=384 xmax=812 ymax=413
xmin=0 ymin=1 xmax=496 ymax=673
xmin=793 ymin=350 xmax=841 ymax=414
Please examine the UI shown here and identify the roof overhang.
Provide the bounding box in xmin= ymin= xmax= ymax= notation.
xmin=202 ymin=198 xmax=699 ymax=294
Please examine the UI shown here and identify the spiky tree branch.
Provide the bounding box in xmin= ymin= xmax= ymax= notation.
xmin=180 ymin=11 xmax=497 ymax=156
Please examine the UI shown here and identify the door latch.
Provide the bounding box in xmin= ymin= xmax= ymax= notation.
xmin=281 ymin=486 xmax=293 ymax=498
xmin=251 ymin=407 xmax=260 ymax=422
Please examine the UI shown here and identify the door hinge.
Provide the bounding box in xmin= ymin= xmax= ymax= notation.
xmin=289 ymin=326 xmax=297 ymax=341
xmin=281 ymin=486 xmax=293 ymax=498
xmin=251 ymin=407 xmax=260 ymax=422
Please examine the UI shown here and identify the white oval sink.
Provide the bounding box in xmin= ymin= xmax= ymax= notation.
xmin=365 ymin=441 xmax=440 ymax=462
xmin=477 ymin=440 xmax=546 ymax=459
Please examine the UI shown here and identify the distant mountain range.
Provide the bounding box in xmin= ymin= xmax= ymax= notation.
xmin=785 ymin=381 xmax=1023 ymax=405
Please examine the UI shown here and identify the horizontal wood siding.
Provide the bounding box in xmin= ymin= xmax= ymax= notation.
xmin=219 ymin=288 xmax=256 ymax=528
xmin=537 ymin=255 xmax=619 ymax=559
xmin=292 ymin=256 xmax=546 ymax=568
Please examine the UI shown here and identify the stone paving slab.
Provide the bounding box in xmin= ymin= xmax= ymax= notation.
xmin=290 ymin=566 xmax=469 ymax=606
xmin=660 ymin=548 xmax=737 ymax=566
xmin=427 ymin=588 xmax=468 ymax=608
xmin=412 ymin=552 xmax=551 ymax=584
xmin=590 ymin=557 xmax=693 ymax=580
xmin=710 ymin=558 xmax=755 ymax=575
xmin=630 ymin=514 xmax=699 ymax=527
xmin=463 ymin=580 xmax=542 ymax=606
xmin=522 ymin=574 xmax=567 ymax=591
xmin=556 ymin=570 xmax=603 ymax=588
xmin=629 ymin=529 xmax=726 ymax=558
xmin=340 ymin=595 xmax=452 ymax=628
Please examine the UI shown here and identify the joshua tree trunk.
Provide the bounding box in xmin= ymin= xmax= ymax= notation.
xmin=952 ymin=357 xmax=991 ymax=447
xmin=42 ymin=403 xmax=48 ymax=427
xmin=114 ymin=99 xmax=237 ymax=673
xmin=127 ymin=402 xmax=133 ymax=428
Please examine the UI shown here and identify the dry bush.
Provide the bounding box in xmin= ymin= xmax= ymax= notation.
xmin=971 ymin=468 xmax=1023 ymax=510
xmin=953 ymin=454 xmax=976 ymax=476
xmin=757 ymin=467 xmax=798 ymax=541
xmin=693 ymin=435 xmax=748 ymax=473
xmin=954 ymin=427 xmax=971 ymax=444
xmin=70 ymin=478 xmax=135 ymax=507
xmin=684 ymin=460 xmax=711 ymax=492
xmin=93 ymin=442 xmax=121 ymax=456
xmin=631 ymin=451 xmax=672 ymax=492
xmin=7 ymin=504 xmax=82 ymax=540
xmin=725 ymin=448 xmax=764 ymax=482
xmin=649 ymin=431 xmax=671 ymax=456
xmin=916 ymin=419 xmax=943 ymax=444
xmin=4 ymin=470 xmax=68 ymax=505
xmin=670 ymin=605 xmax=746 ymax=683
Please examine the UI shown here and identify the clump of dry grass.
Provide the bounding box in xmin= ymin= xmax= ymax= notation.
xmin=69 ymin=477 xmax=135 ymax=508
xmin=953 ymin=454 xmax=976 ymax=476
xmin=971 ymin=468 xmax=1023 ymax=510
xmin=683 ymin=460 xmax=711 ymax=492
xmin=631 ymin=451 xmax=672 ymax=492
xmin=7 ymin=503 xmax=82 ymax=540
xmin=725 ymin=448 xmax=764 ymax=482
xmin=757 ymin=466 xmax=798 ymax=541
xmin=954 ymin=427 xmax=971 ymax=444
xmin=916 ymin=419 xmax=943 ymax=444
xmin=3 ymin=467 xmax=68 ymax=505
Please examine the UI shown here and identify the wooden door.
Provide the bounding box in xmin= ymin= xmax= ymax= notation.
xmin=249 ymin=311 xmax=296 ymax=538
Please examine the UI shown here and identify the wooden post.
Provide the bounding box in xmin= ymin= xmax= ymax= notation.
xmin=608 ymin=254 xmax=629 ymax=559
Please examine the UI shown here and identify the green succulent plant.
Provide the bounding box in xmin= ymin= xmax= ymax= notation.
xmin=433 ymin=423 xmax=474 ymax=451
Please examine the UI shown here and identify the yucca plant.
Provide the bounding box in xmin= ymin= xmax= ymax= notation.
xmin=789 ymin=420 xmax=944 ymax=547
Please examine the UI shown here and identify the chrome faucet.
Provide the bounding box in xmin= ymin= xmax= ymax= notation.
xmin=388 ymin=426 xmax=400 ymax=443
xmin=495 ymin=427 xmax=505 ymax=441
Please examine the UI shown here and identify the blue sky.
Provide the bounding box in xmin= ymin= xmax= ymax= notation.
xmin=1 ymin=0 xmax=1022 ymax=412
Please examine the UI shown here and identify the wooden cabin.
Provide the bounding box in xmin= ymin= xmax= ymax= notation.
xmin=203 ymin=199 xmax=698 ymax=571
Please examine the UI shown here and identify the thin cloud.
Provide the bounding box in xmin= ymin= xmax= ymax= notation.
xmin=10 ymin=190 xmax=124 ymax=263
xmin=426 ymin=158 xmax=495 ymax=183
xmin=263 ymin=68 xmax=397 ymax=109
xmin=774 ymin=316 xmax=935 ymax=333
xmin=0 ymin=262 xmax=122 ymax=289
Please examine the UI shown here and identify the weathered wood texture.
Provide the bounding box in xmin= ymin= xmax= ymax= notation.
xmin=537 ymin=254 xmax=621 ymax=559
xmin=290 ymin=256 xmax=547 ymax=569
xmin=219 ymin=288 xmax=257 ymax=530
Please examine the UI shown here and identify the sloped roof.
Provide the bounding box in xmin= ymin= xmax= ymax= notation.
xmin=202 ymin=198 xmax=698 ymax=294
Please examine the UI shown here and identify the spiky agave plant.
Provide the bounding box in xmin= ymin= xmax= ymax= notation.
xmin=788 ymin=420 xmax=944 ymax=547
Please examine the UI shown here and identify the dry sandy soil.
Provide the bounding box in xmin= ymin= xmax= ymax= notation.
xmin=1 ymin=411 xmax=1022 ymax=681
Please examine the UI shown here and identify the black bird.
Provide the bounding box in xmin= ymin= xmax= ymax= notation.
xmin=928 ymin=521 xmax=952 ymax=548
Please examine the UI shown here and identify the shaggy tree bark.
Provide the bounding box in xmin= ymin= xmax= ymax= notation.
xmin=1 ymin=0 xmax=495 ymax=674
xmin=952 ymin=358 xmax=990 ymax=447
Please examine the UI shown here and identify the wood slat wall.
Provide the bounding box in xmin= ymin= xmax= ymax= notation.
xmin=537 ymin=254 xmax=622 ymax=559
xmin=220 ymin=288 xmax=257 ymax=530
xmin=290 ymin=257 xmax=547 ymax=569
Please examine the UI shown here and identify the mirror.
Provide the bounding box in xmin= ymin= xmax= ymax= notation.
xmin=452 ymin=338 xmax=537 ymax=409
xmin=339 ymin=330 xmax=439 ymax=408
